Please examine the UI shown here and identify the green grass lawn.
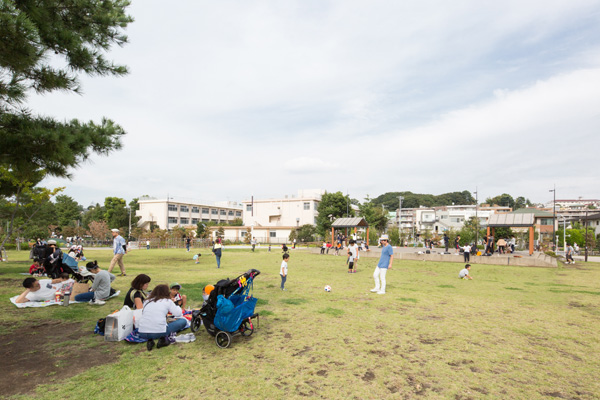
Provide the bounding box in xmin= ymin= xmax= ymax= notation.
xmin=1 ymin=248 xmax=599 ymax=399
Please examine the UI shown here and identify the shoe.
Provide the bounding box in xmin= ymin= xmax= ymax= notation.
xmin=89 ymin=299 xmax=106 ymax=305
xmin=118 ymin=273 xmax=127 ymax=276
xmin=147 ymin=339 xmax=155 ymax=351
xmin=377 ymin=291 xmax=386 ymax=295
xmin=157 ymin=337 xmax=170 ymax=349
xmin=370 ymin=289 xmax=379 ymax=293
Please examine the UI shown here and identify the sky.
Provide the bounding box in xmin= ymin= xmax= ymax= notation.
xmin=32 ymin=0 xmax=600 ymax=208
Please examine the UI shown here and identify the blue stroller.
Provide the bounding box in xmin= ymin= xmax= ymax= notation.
xmin=191 ymin=269 xmax=260 ymax=348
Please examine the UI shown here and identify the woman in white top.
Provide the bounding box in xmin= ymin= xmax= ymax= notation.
xmin=138 ymin=284 xmax=187 ymax=351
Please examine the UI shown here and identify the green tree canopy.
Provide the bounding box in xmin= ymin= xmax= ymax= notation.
xmin=0 ymin=0 xmax=132 ymax=247
xmin=359 ymin=196 xmax=389 ymax=234
xmin=315 ymin=191 xmax=353 ymax=235
xmin=372 ymin=191 xmax=475 ymax=209
xmin=54 ymin=195 xmax=81 ymax=227
xmin=104 ymin=196 xmax=127 ymax=231
xmin=485 ymin=193 xmax=515 ymax=208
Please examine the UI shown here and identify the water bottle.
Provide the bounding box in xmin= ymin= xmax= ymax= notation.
xmin=63 ymin=291 xmax=71 ymax=306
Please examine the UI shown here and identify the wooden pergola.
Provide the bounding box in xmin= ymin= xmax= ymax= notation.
xmin=331 ymin=217 xmax=370 ymax=245
xmin=487 ymin=213 xmax=536 ymax=255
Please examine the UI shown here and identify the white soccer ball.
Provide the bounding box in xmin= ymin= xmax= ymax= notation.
xmin=324 ymin=285 xmax=332 ymax=292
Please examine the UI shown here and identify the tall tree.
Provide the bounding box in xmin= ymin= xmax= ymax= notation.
xmin=315 ymin=191 xmax=353 ymax=236
xmin=485 ymin=194 xmax=515 ymax=208
xmin=104 ymin=196 xmax=127 ymax=230
xmin=359 ymin=195 xmax=390 ymax=234
xmin=55 ymin=195 xmax=81 ymax=227
xmin=0 ymin=0 xmax=132 ymax=247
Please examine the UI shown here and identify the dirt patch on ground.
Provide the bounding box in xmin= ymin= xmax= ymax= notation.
xmin=0 ymin=320 xmax=119 ymax=398
xmin=362 ymin=370 xmax=375 ymax=382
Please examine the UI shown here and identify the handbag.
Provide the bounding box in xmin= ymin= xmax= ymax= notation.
xmin=104 ymin=306 xmax=134 ymax=341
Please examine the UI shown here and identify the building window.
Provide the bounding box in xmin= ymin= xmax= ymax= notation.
xmin=228 ymin=210 xmax=234 ymax=216
xmin=540 ymin=218 xmax=553 ymax=225
xmin=202 ymin=219 xmax=209 ymax=222
xmin=246 ymin=205 xmax=252 ymax=212
xmin=270 ymin=232 xmax=276 ymax=238
xmin=220 ymin=210 xmax=226 ymax=215
xmin=241 ymin=231 xmax=247 ymax=237
xmin=180 ymin=218 xmax=189 ymax=224
xmin=168 ymin=217 xmax=178 ymax=224
xmin=191 ymin=218 xmax=198 ymax=224
xmin=211 ymin=209 xmax=218 ymax=215
xmin=236 ymin=211 xmax=242 ymax=217
xmin=180 ymin=206 xmax=189 ymax=212
xmin=168 ymin=204 xmax=177 ymax=212
xmin=192 ymin=207 xmax=199 ymax=213
xmin=304 ymin=202 xmax=310 ymax=210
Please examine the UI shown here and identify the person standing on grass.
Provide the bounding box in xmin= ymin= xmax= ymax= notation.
xmin=108 ymin=228 xmax=126 ymax=276
xmin=463 ymin=243 xmax=471 ymax=262
xmin=280 ymin=253 xmax=289 ymax=290
xmin=459 ymin=264 xmax=473 ymax=280
xmin=371 ymin=235 xmax=393 ymax=295
xmin=212 ymin=238 xmax=223 ymax=268
xmin=185 ymin=236 xmax=191 ymax=252
xmin=444 ymin=233 xmax=449 ymax=252
xmin=347 ymin=239 xmax=358 ymax=273
xmin=251 ymin=237 xmax=256 ymax=252
xmin=566 ymin=243 xmax=575 ymax=264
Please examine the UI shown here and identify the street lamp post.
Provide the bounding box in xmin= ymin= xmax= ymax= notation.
xmin=549 ymin=186 xmax=556 ymax=251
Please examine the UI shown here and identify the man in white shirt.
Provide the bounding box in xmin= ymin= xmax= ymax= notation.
xmin=15 ymin=275 xmax=73 ymax=303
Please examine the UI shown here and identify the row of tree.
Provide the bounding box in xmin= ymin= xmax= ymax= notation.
xmin=369 ymin=191 xmax=534 ymax=211
xmin=0 ymin=194 xmax=141 ymax=246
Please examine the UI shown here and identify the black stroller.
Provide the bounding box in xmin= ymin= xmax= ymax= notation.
xmin=191 ymin=269 xmax=260 ymax=348
xmin=40 ymin=245 xmax=92 ymax=283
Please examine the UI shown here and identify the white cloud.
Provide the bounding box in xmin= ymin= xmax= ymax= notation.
xmin=284 ymin=157 xmax=340 ymax=174
xmin=30 ymin=0 xmax=600 ymax=205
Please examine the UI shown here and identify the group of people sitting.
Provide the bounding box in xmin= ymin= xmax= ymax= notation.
xmin=18 ymin=260 xmax=115 ymax=305
xmin=17 ymin=259 xmax=205 ymax=351
xmin=124 ymin=273 xmax=214 ymax=351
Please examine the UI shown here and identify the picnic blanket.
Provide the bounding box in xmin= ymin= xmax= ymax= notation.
xmin=10 ymin=290 xmax=121 ymax=308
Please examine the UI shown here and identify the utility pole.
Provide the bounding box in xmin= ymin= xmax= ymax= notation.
xmin=398 ymin=196 xmax=404 ymax=246
xmin=585 ymin=210 xmax=589 ymax=262
xmin=549 ymin=185 xmax=556 ymax=251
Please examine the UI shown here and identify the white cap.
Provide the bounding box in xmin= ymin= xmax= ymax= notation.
xmin=111 ymin=228 xmax=120 ymax=233
xmin=380 ymin=235 xmax=389 ymax=241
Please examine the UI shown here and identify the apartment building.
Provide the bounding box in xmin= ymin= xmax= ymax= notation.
xmin=136 ymin=197 xmax=242 ymax=230
xmin=242 ymin=189 xmax=324 ymax=228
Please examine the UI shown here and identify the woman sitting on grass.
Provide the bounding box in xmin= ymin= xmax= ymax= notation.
xmin=124 ymin=274 xmax=151 ymax=309
xmin=138 ymin=284 xmax=187 ymax=351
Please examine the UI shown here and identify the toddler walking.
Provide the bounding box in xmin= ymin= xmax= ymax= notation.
xmin=280 ymin=254 xmax=289 ymax=291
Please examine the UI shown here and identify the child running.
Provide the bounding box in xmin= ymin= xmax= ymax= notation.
xmin=280 ymin=253 xmax=289 ymax=291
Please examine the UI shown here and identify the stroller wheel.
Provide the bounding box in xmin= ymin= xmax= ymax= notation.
xmin=240 ymin=319 xmax=254 ymax=337
xmin=190 ymin=316 xmax=202 ymax=333
xmin=215 ymin=331 xmax=231 ymax=348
